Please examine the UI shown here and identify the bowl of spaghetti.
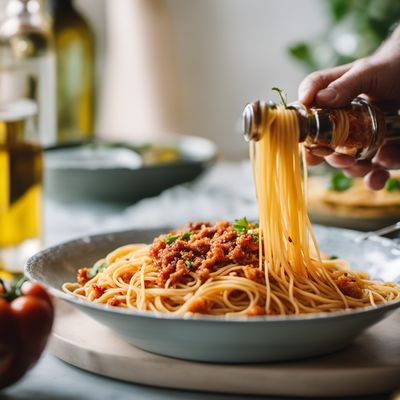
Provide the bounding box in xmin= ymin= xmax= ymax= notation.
xmin=26 ymin=224 xmax=400 ymax=363
xmin=26 ymin=103 xmax=400 ymax=363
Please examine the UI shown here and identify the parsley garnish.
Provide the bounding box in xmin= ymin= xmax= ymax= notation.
xmin=165 ymin=234 xmax=179 ymax=245
xmin=385 ymin=178 xmax=400 ymax=192
xmin=88 ymin=261 xmax=108 ymax=278
xmin=247 ymin=229 xmax=259 ymax=242
xmin=185 ymin=260 xmax=193 ymax=269
xmin=233 ymin=217 xmax=250 ymax=235
xmin=329 ymin=171 xmax=353 ymax=192
xmin=329 ymin=255 xmax=338 ymax=260
xmin=233 ymin=217 xmax=259 ymax=242
xmin=272 ymin=87 xmax=288 ymax=108
xmin=181 ymin=231 xmax=192 ymax=241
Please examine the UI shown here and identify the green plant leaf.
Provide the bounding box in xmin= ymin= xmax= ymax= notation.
xmin=329 ymin=171 xmax=353 ymax=192
xmin=385 ymin=178 xmax=400 ymax=192
xmin=328 ymin=0 xmax=352 ymax=22
xmin=288 ymin=43 xmax=318 ymax=70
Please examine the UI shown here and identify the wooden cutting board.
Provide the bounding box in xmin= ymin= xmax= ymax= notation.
xmin=50 ymin=300 xmax=400 ymax=397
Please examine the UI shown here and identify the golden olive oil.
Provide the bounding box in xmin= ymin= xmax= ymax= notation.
xmin=0 ymin=118 xmax=42 ymax=271
xmin=51 ymin=0 xmax=95 ymax=142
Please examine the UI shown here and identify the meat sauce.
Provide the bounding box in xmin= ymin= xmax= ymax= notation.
xmin=331 ymin=270 xmax=364 ymax=299
xmin=75 ymin=220 xmax=365 ymax=300
xmin=149 ymin=221 xmax=259 ymax=287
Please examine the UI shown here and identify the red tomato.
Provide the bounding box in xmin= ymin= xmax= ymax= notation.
xmin=0 ymin=299 xmax=17 ymax=378
xmin=11 ymin=296 xmax=53 ymax=365
xmin=20 ymin=281 xmax=54 ymax=318
xmin=0 ymin=282 xmax=53 ymax=389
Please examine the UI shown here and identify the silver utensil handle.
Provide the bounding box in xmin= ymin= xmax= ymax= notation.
xmin=355 ymin=221 xmax=400 ymax=242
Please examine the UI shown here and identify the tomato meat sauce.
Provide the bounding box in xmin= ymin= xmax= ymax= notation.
xmin=149 ymin=221 xmax=259 ymax=287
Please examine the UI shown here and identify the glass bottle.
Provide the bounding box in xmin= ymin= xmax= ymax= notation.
xmin=243 ymin=98 xmax=400 ymax=160
xmin=0 ymin=99 xmax=42 ymax=274
xmin=0 ymin=0 xmax=56 ymax=146
xmin=50 ymin=0 xmax=95 ymax=143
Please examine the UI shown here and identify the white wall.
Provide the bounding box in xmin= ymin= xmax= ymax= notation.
xmin=164 ymin=0 xmax=328 ymax=159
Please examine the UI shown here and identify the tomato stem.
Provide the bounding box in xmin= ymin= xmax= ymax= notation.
xmin=0 ymin=275 xmax=27 ymax=302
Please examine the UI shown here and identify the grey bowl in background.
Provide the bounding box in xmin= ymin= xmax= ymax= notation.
xmin=26 ymin=225 xmax=400 ymax=363
xmin=44 ymin=135 xmax=217 ymax=203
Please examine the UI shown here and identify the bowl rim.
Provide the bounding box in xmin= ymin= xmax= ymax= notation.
xmin=25 ymin=226 xmax=400 ymax=324
xmin=44 ymin=134 xmax=218 ymax=172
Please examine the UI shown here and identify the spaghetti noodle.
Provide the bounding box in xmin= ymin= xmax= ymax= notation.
xmin=63 ymin=105 xmax=400 ymax=316
xmin=331 ymin=109 xmax=350 ymax=148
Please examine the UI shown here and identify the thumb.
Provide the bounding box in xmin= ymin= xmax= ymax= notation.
xmin=315 ymin=60 xmax=376 ymax=107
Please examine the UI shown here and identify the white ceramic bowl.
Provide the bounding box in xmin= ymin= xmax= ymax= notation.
xmin=26 ymin=226 xmax=400 ymax=363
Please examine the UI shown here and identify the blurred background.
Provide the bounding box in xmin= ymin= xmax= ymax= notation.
xmin=1 ymin=0 xmax=400 ymax=275
xmin=2 ymin=0 xmax=399 ymax=158
xmin=5 ymin=0 xmax=329 ymax=159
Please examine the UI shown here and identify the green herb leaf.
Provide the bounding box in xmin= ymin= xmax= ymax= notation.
xmin=329 ymin=255 xmax=338 ymax=260
xmin=165 ymin=234 xmax=179 ymax=245
xmin=385 ymin=178 xmax=400 ymax=192
xmin=88 ymin=261 xmax=108 ymax=279
xmin=185 ymin=259 xmax=193 ymax=269
xmin=233 ymin=217 xmax=250 ymax=235
xmin=248 ymin=229 xmax=259 ymax=242
xmin=181 ymin=231 xmax=192 ymax=241
xmin=329 ymin=171 xmax=353 ymax=192
xmin=271 ymin=87 xmax=288 ymax=108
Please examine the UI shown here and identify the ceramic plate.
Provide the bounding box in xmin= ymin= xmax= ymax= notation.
xmin=307 ymin=174 xmax=400 ymax=231
xmin=26 ymin=226 xmax=400 ymax=363
xmin=44 ymin=135 xmax=217 ymax=203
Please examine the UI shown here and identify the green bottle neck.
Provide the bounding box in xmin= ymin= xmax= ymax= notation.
xmin=51 ymin=0 xmax=74 ymax=14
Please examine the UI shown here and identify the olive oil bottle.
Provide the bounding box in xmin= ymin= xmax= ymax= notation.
xmin=50 ymin=0 xmax=95 ymax=142
xmin=0 ymin=100 xmax=42 ymax=273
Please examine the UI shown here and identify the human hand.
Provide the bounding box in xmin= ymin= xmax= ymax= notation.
xmin=298 ymin=25 xmax=400 ymax=190
xmin=0 ymin=280 xmax=53 ymax=389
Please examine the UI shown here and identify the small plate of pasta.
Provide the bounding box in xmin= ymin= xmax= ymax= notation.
xmin=308 ymin=171 xmax=400 ymax=231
